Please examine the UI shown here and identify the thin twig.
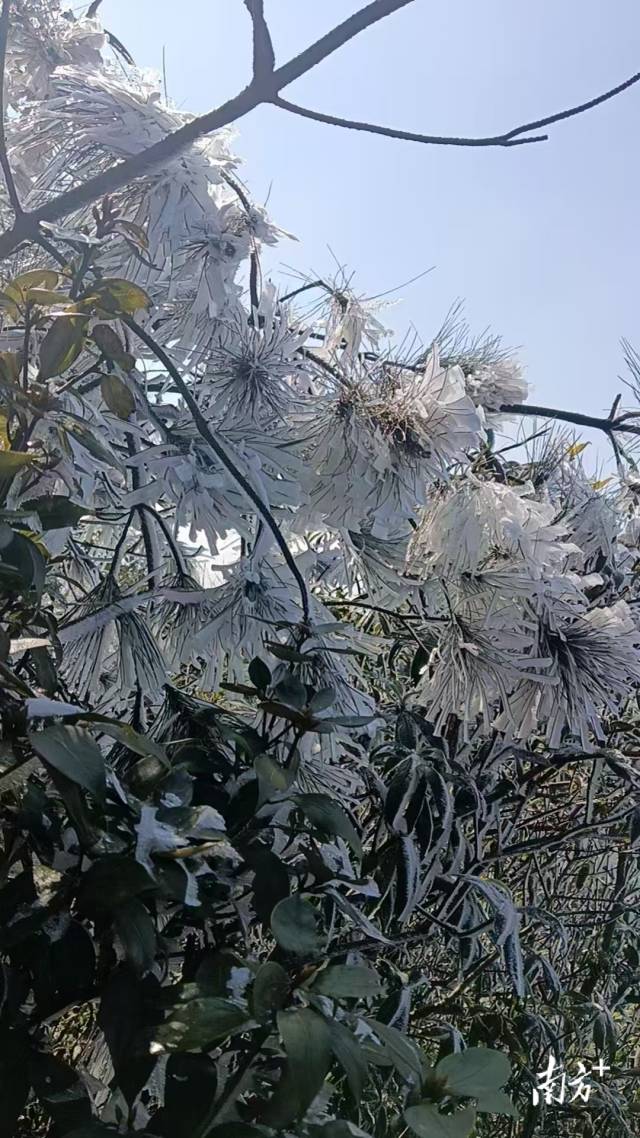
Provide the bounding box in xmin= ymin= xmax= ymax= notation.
xmin=137 ymin=501 xmax=186 ymax=575
xmin=501 ymin=400 xmax=640 ymax=439
xmin=221 ymin=169 xmax=261 ymax=312
xmin=499 ymin=66 xmax=640 ymax=141
xmin=127 ymin=435 xmax=161 ymax=590
xmin=273 ymin=96 xmax=546 ymax=148
xmin=279 ymin=278 xmax=331 ymax=304
xmin=273 ymin=66 xmax=640 ymax=149
xmin=125 ymin=316 xmax=311 ymax=623
xmin=0 ymin=0 xmax=21 ymax=215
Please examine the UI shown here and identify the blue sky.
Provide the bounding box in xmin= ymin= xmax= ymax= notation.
xmin=104 ymin=0 xmax=640 ymax=440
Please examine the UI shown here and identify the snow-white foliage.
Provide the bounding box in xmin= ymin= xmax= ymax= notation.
xmin=5 ymin=0 xmax=640 ymax=773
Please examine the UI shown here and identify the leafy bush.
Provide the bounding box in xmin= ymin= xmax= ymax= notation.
xmin=0 ymin=3 xmax=639 ymax=1136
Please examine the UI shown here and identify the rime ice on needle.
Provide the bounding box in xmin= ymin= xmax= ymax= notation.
xmin=5 ymin=0 xmax=640 ymax=766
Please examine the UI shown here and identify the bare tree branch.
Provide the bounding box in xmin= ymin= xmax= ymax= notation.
xmin=0 ymin=0 xmax=21 ymax=215
xmin=0 ymin=0 xmax=637 ymax=263
xmin=500 ymin=400 xmax=640 ymax=439
xmin=499 ymin=66 xmax=640 ymax=142
xmin=274 ymin=65 xmax=640 ymax=149
xmin=243 ymin=0 xmax=275 ymax=82
xmin=0 ymin=1 xmax=415 ymax=259
xmin=270 ymin=0 xmax=415 ymax=91
xmin=273 ymin=96 xmax=546 ymax=148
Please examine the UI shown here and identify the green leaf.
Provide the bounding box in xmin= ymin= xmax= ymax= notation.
xmin=0 ymin=451 xmax=34 ymax=473
xmin=311 ymin=964 xmax=382 ymax=999
xmin=476 ymin=1089 xmax=519 ymax=1117
xmin=264 ymin=1008 xmax=332 ymax=1126
xmin=256 ymin=700 xmax=306 ymax=725
xmin=85 ymin=278 xmax=152 ymax=316
xmin=38 ymin=316 xmax=87 ymax=378
xmin=21 ymin=495 xmax=87 ymax=530
xmin=79 ymin=716 xmax=168 ymax=765
xmin=254 ymin=752 xmax=295 ymax=793
xmin=309 ymin=686 xmax=336 ymax=713
xmin=248 ymin=655 xmax=271 ymax=690
xmin=328 ymin=1019 xmax=369 ymax=1104
xmin=364 ymin=1018 xmax=423 ymax=1083
xmin=77 ymin=856 xmax=156 ymax=917
xmin=0 ymin=528 xmax=46 ymax=595
xmin=26 ymin=287 xmax=70 ymax=307
xmin=91 ymin=322 xmax=135 ymax=368
xmin=0 ymin=350 xmax=22 ymax=385
xmin=244 ymin=846 xmax=289 ymax=924
xmin=251 ymin=961 xmax=290 ymax=1021
xmin=320 ymin=715 xmax=374 ymax=728
xmin=273 ymin=672 xmax=308 ymax=709
xmin=404 ymin=1105 xmax=476 ymax=1138
xmin=113 ymin=898 xmax=156 ymax=975
xmin=437 ymin=1047 xmax=511 ymax=1097
xmin=266 ymin=641 xmax=309 ymax=664
xmin=100 ymin=373 xmax=135 ymax=419
xmin=30 ymin=1049 xmax=92 ymax=1131
xmin=154 ymin=997 xmax=250 ymax=1052
xmin=149 ymin=1053 xmax=217 ymax=1138
xmin=59 ymin=415 xmax=122 ymax=469
xmin=9 ymin=269 xmax=61 ymax=294
xmin=29 ymin=724 xmax=106 ymax=800
xmin=295 ymin=793 xmax=362 ymax=859
xmin=271 ymin=894 xmax=323 ymax=956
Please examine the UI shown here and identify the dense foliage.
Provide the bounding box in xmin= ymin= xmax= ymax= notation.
xmin=0 ymin=3 xmax=640 ymax=1136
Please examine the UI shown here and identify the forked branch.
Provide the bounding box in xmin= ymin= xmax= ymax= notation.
xmin=274 ymin=65 xmax=640 ymax=149
xmin=0 ymin=0 xmax=638 ymax=259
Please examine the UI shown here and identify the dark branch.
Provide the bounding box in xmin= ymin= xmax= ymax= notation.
xmin=124 ymin=316 xmax=311 ymax=624
xmin=270 ymin=0 xmax=415 ymax=91
xmin=221 ymin=169 xmax=261 ymax=311
xmin=273 ymin=96 xmax=546 ymax=148
xmin=0 ymin=0 xmax=637 ymax=262
xmin=274 ymin=65 xmax=640 ymax=149
xmin=0 ymin=1 xmax=416 ymax=260
xmin=500 ymin=67 xmax=640 ymax=141
xmin=136 ymin=502 xmax=186 ymax=576
xmin=279 ymin=279 xmax=332 ymax=304
xmin=128 ymin=436 xmax=161 ymax=591
xmin=500 ymin=400 xmax=640 ymax=441
xmin=0 ymin=0 xmax=21 ymax=215
xmin=243 ymin=0 xmax=275 ymax=82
